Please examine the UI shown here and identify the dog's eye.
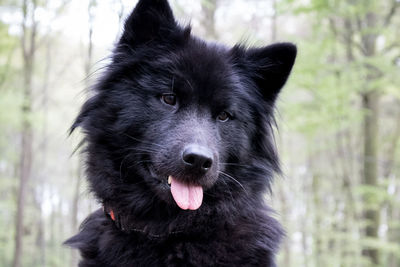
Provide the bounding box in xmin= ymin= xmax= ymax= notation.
xmin=217 ymin=111 xmax=230 ymax=122
xmin=161 ymin=94 xmax=176 ymax=106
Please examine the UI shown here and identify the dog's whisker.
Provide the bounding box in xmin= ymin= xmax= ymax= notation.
xmin=218 ymin=162 xmax=251 ymax=168
xmin=123 ymin=147 xmax=160 ymax=153
xmin=126 ymin=160 xmax=162 ymax=169
xmin=218 ymin=171 xmax=248 ymax=195
xmin=122 ymin=133 xmax=165 ymax=148
xmin=126 ymin=152 xmax=155 ymax=157
xmin=129 ymin=148 xmax=159 ymax=153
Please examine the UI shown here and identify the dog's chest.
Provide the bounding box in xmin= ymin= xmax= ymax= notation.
xmin=94 ymin=224 xmax=273 ymax=267
xmin=117 ymin=233 xmax=258 ymax=266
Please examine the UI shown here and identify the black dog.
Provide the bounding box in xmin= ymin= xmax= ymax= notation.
xmin=65 ymin=0 xmax=296 ymax=266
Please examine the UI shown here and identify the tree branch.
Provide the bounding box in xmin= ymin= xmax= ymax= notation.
xmin=383 ymin=1 xmax=400 ymax=27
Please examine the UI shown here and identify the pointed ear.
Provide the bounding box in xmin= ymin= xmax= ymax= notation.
xmin=119 ymin=0 xmax=177 ymax=48
xmin=245 ymin=43 xmax=297 ymax=103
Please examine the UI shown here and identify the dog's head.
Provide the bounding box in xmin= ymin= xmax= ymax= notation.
xmin=73 ymin=0 xmax=296 ymax=213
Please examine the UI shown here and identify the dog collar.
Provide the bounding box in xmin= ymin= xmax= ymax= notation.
xmin=103 ymin=203 xmax=124 ymax=229
xmin=103 ymin=203 xmax=183 ymax=239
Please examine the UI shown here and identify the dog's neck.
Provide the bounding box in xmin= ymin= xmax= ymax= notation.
xmin=102 ymin=198 xmax=250 ymax=240
xmin=103 ymin=203 xmax=194 ymax=239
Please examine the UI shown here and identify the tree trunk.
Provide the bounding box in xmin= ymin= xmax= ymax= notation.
xmin=13 ymin=106 xmax=33 ymax=267
xmin=201 ymin=0 xmax=218 ymax=40
xmin=13 ymin=1 xmax=37 ymax=266
xmin=360 ymin=11 xmax=380 ymax=266
xmin=361 ymin=90 xmax=380 ymax=265
xmin=35 ymin=202 xmax=46 ymax=267
xmin=385 ymin=105 xmax=400 ymax=267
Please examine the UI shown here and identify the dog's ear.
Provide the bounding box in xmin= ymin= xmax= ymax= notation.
xmin=241 ymin=43 xmax=297 ymax=104
xmin=119 ymin=0 xmax=177 ymax=48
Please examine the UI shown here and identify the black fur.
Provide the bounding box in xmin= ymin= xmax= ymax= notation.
xmin=65 ymin=0 xmax=296 ymax=266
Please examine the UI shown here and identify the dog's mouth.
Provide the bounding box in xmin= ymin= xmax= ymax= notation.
xmin=147 ymin=165 xmax=204 ymax=210
xmin=168 ymin=175 xmax=203 ymax=210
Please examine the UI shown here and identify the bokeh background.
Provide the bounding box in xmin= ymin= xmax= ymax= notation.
xmin=0 ymin=0 xmax=399 ymax=266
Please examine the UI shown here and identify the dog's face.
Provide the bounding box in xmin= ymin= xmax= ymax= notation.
xmin=74 ymin=0 xmax=296 ymax=212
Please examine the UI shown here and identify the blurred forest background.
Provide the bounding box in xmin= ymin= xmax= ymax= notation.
xmin=0 ymin=0 xmax=399 ymax=266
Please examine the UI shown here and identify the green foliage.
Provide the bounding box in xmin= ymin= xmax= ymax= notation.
xmin=277 ymin=0 xmax=400 ymax=267
xmin=280 ymin=38 xmax=362 ymax=135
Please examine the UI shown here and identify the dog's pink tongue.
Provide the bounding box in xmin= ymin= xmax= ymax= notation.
xmin=170 ymin=176 xmax=203 ymax=210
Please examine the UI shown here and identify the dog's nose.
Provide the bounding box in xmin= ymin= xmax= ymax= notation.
xmin=182 ymin=145 xmax=213 ymax=173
